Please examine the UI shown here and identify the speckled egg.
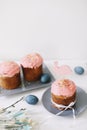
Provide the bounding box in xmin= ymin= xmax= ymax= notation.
xmin=74 ymin=66 xmax=84 ymax=75
xmin=40 ymin=73 xmax=51 ymax=83
xmin=25 ymin=95 xmax=39 ymax=105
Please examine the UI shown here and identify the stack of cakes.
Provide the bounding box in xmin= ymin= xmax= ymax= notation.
xmin=0 ymin=52 xmax=43 ymax=90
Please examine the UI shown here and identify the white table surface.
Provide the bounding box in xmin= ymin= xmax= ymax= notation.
xmin=0 ymin=60 xmax=87 ymax=130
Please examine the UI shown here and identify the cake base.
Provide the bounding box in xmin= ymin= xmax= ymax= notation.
xmin=0 ymin=73 xmax=21 ymax=90
xmin=51 ymin=93 xmax=76 ymax=110
xmin=22 ymin=65 xmax=43 ymax=82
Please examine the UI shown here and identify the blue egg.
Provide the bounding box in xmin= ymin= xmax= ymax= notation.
xmin=40 ymin=73 xmax=51 ymax=83
xmin=74 ymin=66 xmax=84 ymax=75
xmin=25 ymin=95 xmax=39 ymax=105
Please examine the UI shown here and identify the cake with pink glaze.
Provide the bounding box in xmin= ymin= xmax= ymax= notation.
xmin=0 ymin=61 xmax=21 ymax=89
xmin=20 ymin=53 xmax=43 ymax=82
xmin=51 ymin=79 xmax=76 ymax=110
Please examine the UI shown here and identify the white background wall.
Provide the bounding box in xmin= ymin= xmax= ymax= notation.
xmin=0 ymin=0 xmax=87 ymax=61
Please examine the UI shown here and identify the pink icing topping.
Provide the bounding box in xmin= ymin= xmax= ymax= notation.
xmin=20 ymin=53 xmax=43 ymax=68
xmin=51 ymin=79 xmax=76 ymax=97
xmin=0 ymin=61 xmax=20 ymax=77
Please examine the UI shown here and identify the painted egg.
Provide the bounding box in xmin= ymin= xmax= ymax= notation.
xmin=74 ymin=66 xmax=84 ymax=75
xmin=40 ymin=73 xmax=51 ymax=83
xmin=25 ymin=95 xmax=39 ymax=105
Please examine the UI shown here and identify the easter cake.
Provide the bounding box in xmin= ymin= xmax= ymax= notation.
xmin=51 ymin=79 xmax=76 ymax=110
xmin=20 ymin=53 xmax=43 ymax=82
xmin=0 ymin=61 xmax=21 ymax=89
